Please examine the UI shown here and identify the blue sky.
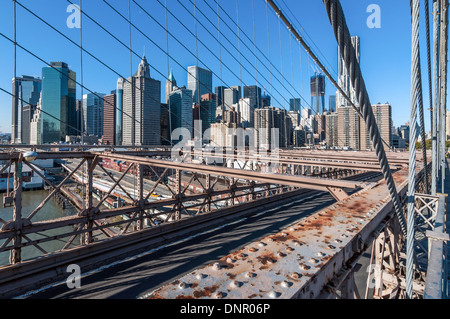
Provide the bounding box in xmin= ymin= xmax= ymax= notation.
xmin=0 ymin=0 xmax=445 ymax=134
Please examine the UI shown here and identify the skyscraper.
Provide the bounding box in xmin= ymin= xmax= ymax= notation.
xmin=115 ymin=78 xmax=124 ymax=145
xmin=224 ymin=86 xmax=242 ymax=110
xmin=188 ymin=66 xmax=213 ymax=104
xmin=238 ymin=98 xmax=254 ymax=128
xmin=289 ymin=98 xmax=301 ymax=113
xmin=310 ymin=73 xmax=326 ymax=114
xmin=102 ymin=91 xmax=116 ymax=145
xmin=244 ymin=85 xmax=262 ymax=110
xmin=360 ymin=103 xmax=393 ymax=150
xmin=169 ymin=87 xmax=194 ymax=140
xmin=199 ymin=93 xmax=217 ymax=134
xmin=123 ymin=56 xmax=161 ymax=146
xmin=329 ymin=95 xmax=336 ymax=112
xmin=337 ymin=36 xmax=360 ymax=108
xmin=255 ymin=107 xmax=286 ymax=149
xmin=215 ymin=86 xmax=227 ymax=108
xmin=83 ymin=92 xmax=105 ymax=138
xmin=11 ymin=75 xmax=41 ymax=144
xmin=337 ymin=106 xmax=360 ymax=150
xmin=40 ymin=62 xmax=77 ymax=144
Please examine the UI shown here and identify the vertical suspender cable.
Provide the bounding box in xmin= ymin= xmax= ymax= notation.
xmin=432 ymin=0 xmax=440 ymax=195
xmin=165 ymin=0 xmax=172 ymax=146
xmin=252 ymin=0 xmax=260 ymax=109
xmin=216 ymin=0 xmax=223 ymax=109
xmin=439 ymin=0 xmax=448 ymax=193
xmin=265 ymin=0 xmax=273 ymax=101
xmin=425 ymin=0 xmax=434 ymax=195
xmin=13 ymin=0 xmax=17 ymax=144
xmin=407 ymin=0 xmax=420 ymax=300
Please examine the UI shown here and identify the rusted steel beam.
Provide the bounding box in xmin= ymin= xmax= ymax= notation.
xmin=92 ymin=153 xmax=371 ymax=192
xmin=148 ymin=165 xmax=423 ymax=299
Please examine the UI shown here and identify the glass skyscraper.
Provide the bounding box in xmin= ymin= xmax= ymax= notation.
xmin=289 ymin=98 xmax=301 ymax=113
xmin=310 ymin=73 xmax=326 ymax=114
xmin=188 ymin=66 xmax=213 ymax=104
xmin=40 ymin=62 xmax=77 ymax=144
xmin=169 ymin=87 xmax=193 ymax=141
xmin=11 ymin=76 xmax=41 ymax=144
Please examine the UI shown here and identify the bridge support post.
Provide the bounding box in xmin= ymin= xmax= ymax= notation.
xmin=83 ymin=158 xmax=94 ymax=245
xmin=136 ymin=164 xmax=144 ymax=230
xmin=10 ymin=158 xmax=23 ymax=264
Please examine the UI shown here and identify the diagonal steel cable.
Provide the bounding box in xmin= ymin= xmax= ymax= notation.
xmin=321 ymin=0 xmax=407 ymax=237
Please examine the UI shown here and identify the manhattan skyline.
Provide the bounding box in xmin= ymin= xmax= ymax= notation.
xmin=0 ymin=0 xmax=445 ymax=134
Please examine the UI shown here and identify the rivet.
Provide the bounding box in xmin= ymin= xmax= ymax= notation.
xmin=213 ymin=263 xmax=221 ymax=270
xmin=230 ymin=280 xmax=242 ymax=288
xmin=299 ymin=264 xmax=310 ymax=270
xmin=178 ymin=282 xmax=188 ymax=289
xmin=327 ymin=245 xmax=336 ymax=250
xmin=238 ymin=253 xmax=247 ymax=259
xmin=268 ymin=291 xmax=280 ymax=299
xmin=335 ymin=239 xmax=343 ymax=243
xmin=249 ymin=247 xmax=258 ymax=253
xmin=214 ymin=292 xmax=224 ymax=299
xmin=309 ymin=258 xmax=319 ymax=264
xmin=196 ymin=273 xmax=206 ymax=280
xmin=317 ymin=252 xmax=326 ymax=257
xmin=258 ymin=242 xmax=267 ymax=247
xmin=226 ymin=257 xmax=235 ymax=264
xmin=277 ymin=252 xmax=287 ymax=258
xmin=341 ymin=234 xmax=348 ymax=238
xmin=286 ymin=247 xmax=294 ymax=252
xmin=246 ymin=272 xmax=256 ymax=278
xmin=281 ymin=281 xmax=292 ymax=288
xmin=291 ymin=272 xmax=302 ymax=279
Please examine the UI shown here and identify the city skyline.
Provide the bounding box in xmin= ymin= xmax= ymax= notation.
xmin=0 ymin=0 xmax=443 ymax=135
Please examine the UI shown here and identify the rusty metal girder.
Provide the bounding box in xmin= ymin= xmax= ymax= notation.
xmin=147 ymin=165 xmax=422 ymax=299
xmin=93 ymin=153 xmax=372 ymax=193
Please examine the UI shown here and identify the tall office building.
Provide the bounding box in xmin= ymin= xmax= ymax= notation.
xmin=325 ymin=112 xmax=338 ymax=148
xmin=21 ymin=104 xmax=36 ymax=145
xmin=160 ymin=103 xmax=171 ymax=145
xmin=215 ymin=86 xmax=227 ymax=108
xmin=261 ymin=93 xmax=271 ymax=108
xmin=337 ymin=36 xmax=360 ymax=108
xmin=310 ymin=73 xmax=326 ymax=114
xmin=199 ymin=93 xmax=217 ymax=134
xmin=30 ymin=100 xmax=42 ymax=145
xmin=123 ymin=56 xmax=161 ymax=146
xmin=115 ymin=78 xmax=124 ymax=145
xmin=337 ymin=106 xmax=360 ymax=150
xmin=238 ymin=98 xmax=254 ymax=128
xmin=360 ymin=103 xmax=393 ymax=150
xmin=224 ymin=86 xmax=242 ymax=110
xmin=188 ymin=66 xmax=213 ymax=104
xmin=11 ymin=75 xmax=42 ymax=144
xmin=288 ymin=111 xmax=301 ymax=128
xmin=102 ymin=91 xmax=116 ymax=145
xmin=83 ymin=93 xmax=105 ymax=138
xmin=255 ymin=107 xmax=286 ymax=149
xmin=289 ymin=98 xmax=301 ymax=113
xmin=169 ymin=87 xmax=194 ymax=140
xmin=40 ymin=62 xmax=77 ymax=144
xmin=244 ymin=85 xmax=261 ymax=110
xmin=329 ymin=95 xmax=336 ymax=112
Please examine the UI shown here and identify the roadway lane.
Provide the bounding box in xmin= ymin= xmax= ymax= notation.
xmin=23 ymin=190 xmax=338 ymax=299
